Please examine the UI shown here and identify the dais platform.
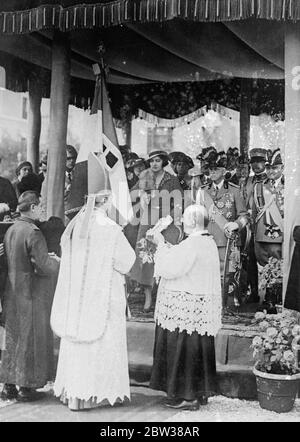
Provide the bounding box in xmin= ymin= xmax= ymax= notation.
xmin=127 ymin=314 xmax=258 ymax=400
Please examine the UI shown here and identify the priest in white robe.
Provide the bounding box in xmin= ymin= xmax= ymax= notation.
xmin=149 ymin=204 xmax=222 ymax=410
xmin=50 ymin=190 xmax=136 ymax=411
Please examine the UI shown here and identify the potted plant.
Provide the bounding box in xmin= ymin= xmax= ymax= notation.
xmin=251 ymin=310 xmax=300 ymax=412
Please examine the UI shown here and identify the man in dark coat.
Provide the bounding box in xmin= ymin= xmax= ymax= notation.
xmin=0 ymin=175 xmax=18 ymax=221
xmin=0 ymin=191 xmax=60 ymax=402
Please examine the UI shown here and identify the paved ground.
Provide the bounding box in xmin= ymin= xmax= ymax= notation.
xmin=1 ymin=384 xmax=300 ymax=422
xmin=166 ymin=396 xmax=300 ymax=423
xmin=0 ymin=384 xmax=178 ymax=422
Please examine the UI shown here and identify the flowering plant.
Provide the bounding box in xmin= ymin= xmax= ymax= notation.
xmin=258 ymin=257 xmax=283 ymax=291
xmin=137 ymin=216 xmax=173 ymax=264
xmin=251 ymin=310 xmax=300 ymax=375
xmin=136 ymin=237 xmax=157 ymax=264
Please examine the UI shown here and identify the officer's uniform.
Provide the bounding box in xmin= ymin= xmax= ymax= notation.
xmin=242 ymin=148 xmax=269 ymax=302
xmin=252 ymin=149 xmax=284 ymax=267
xmin=253 ymin=175 xmax=284 ymax=266
xmin=202 ymin=180 xmax=248 ymax=274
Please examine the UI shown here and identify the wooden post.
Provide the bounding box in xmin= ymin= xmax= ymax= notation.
xmin=125 ymin=119 xmax=132 ymax=147
xmin=27 ymin=74 xmax=42 ymax=173
xmin=239 ymin=78 xmax=252 ymax=160
xmin=283 ymin=24 xmax=300 ymax=298
xmin=46 ymin=31 xmax=70 ymax=220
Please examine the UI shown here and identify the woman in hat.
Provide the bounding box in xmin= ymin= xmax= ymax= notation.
xmin=130 ymin=150 xmax=183 ymax=313
xmin=173 ymin=153 xmax=194 ymax=191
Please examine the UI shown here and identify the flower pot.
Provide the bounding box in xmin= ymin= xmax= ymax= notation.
xmin=253 ymin=367 xmax=300 ymax=413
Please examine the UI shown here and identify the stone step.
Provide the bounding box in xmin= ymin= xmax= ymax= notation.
xmin=127 ymin=320 xmax=258 ymax=399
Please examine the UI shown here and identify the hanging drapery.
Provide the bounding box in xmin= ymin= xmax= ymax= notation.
xmin=0 ymin=1 xmax=253 ymax=35
xmin=138 ymin=105 xmax=207 ymax=127
xmin=1 ymin=1 xmax=300 ymax=36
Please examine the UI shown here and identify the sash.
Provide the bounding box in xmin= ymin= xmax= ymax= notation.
xmin=196 ymin=188 xmax=240 ymax=281
xmin=196 ymin=188 xmax=228 ymax=232
xmin=255 ymin=186 xmax=284 ymax=233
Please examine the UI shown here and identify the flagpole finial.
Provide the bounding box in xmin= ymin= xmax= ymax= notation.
xmin=97 ymin=42 xmax=106 ymax=59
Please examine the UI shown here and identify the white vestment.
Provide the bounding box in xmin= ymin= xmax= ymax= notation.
xmin=51 ymin=208 xmax=135 ymax=408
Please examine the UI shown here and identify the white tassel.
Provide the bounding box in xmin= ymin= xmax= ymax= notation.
xmin=185 ymin=0 xmax=188 ymax=17
xmin=43 ymin=7 xmax=46 ymax=26
xmin=240 ymin=0 xmax=243 ymax=18
xmin=20 ymin=12 xmax=23 ymax=33
xmin=73 ymin=7 xmax=77 ymax=27
xmin=271 ymin=0 xmax=274 ymax=18
xmin=66 ymin=10 xmax=69 ymax=29
xmin=84 ymin=7 xmax=87 ymax=27
xmin=228 ymin=0 xmax=231 ymax=17
xmin=111 ymin=4 xmax=114 ymax=24
xmin=194 ymin=0 xmax=198 ymax=17
xmin=178 ymin=0 xmax=181 ymax=15
xmin=205 ymin=0 xmax=209 ymax=18
xmin=93 ymin=6 xmax=96 ymax=26
xmin=29 ymin=10 xmax=32 ymax=30
xmin=217 ymin=0 xmax=220 ymax=17
xmin=2 ymin=13 xmax=6 ymax=33
xmin=12 ymin=14 xmax=15 ymax=33
xmin=282 ymin=0 xmax=286 ymax=19
xmin=52 ymin=7 xmax=55 ymax=25
xmin=36 ymin=8 xmax=39 ymax=29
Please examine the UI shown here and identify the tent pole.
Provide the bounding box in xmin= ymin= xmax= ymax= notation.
xmin=27 ymin=73 xmax=42 ymax=173
xmin=125 ymin=119 xmax=132 ymax=147
xmin=283 ymin=24 xmax=300 ymax=298
xmin=239 ymin=78 xmax=251 ymax=160
xmin=46 ymin=31 xmax=70 ymax=220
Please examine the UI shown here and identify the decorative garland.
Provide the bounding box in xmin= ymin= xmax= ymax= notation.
xmin=1 ymin=0 xmax=300 ymax=35
xmin=138 ymin=105 xmax=207 ymax=127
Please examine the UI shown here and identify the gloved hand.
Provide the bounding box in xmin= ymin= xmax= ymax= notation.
xmin=224 ymin=222 xmax=239 ymax=238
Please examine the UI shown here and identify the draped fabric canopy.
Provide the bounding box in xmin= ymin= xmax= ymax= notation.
xmin=0 ymin=0 xmax=289 ymax=100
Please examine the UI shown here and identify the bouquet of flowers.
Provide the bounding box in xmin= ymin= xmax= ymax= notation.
xmin=137 ymin=215 xmax=173 ymax=264
xmin=251 ymin=310 xmax=300 ymax=375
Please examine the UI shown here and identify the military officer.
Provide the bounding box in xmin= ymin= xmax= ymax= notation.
xmin=253 ymin=148 xmax=284 ymax=267
xmin=242 ymin=148 xmax=269 ymax=303
xmin=196 ymin=152 xmax=248 ymax=286
xmin=196 ymin=146 xmax=216 ymax=186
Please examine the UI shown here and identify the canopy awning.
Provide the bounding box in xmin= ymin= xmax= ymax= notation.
xmin=0 ymin=0 xmax=300 ymax=35
xmin=0 ymin=1 xmax=288 ymax=109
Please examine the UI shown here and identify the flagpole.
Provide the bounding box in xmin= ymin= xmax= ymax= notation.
xmin=90 ymin=43 xmax=133 ymax=225
xmin=92 ymin=43 xmax=109 ymax=189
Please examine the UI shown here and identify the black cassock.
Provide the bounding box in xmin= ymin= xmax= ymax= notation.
xmin=285 ymin=226 xmax=300 ymax=312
